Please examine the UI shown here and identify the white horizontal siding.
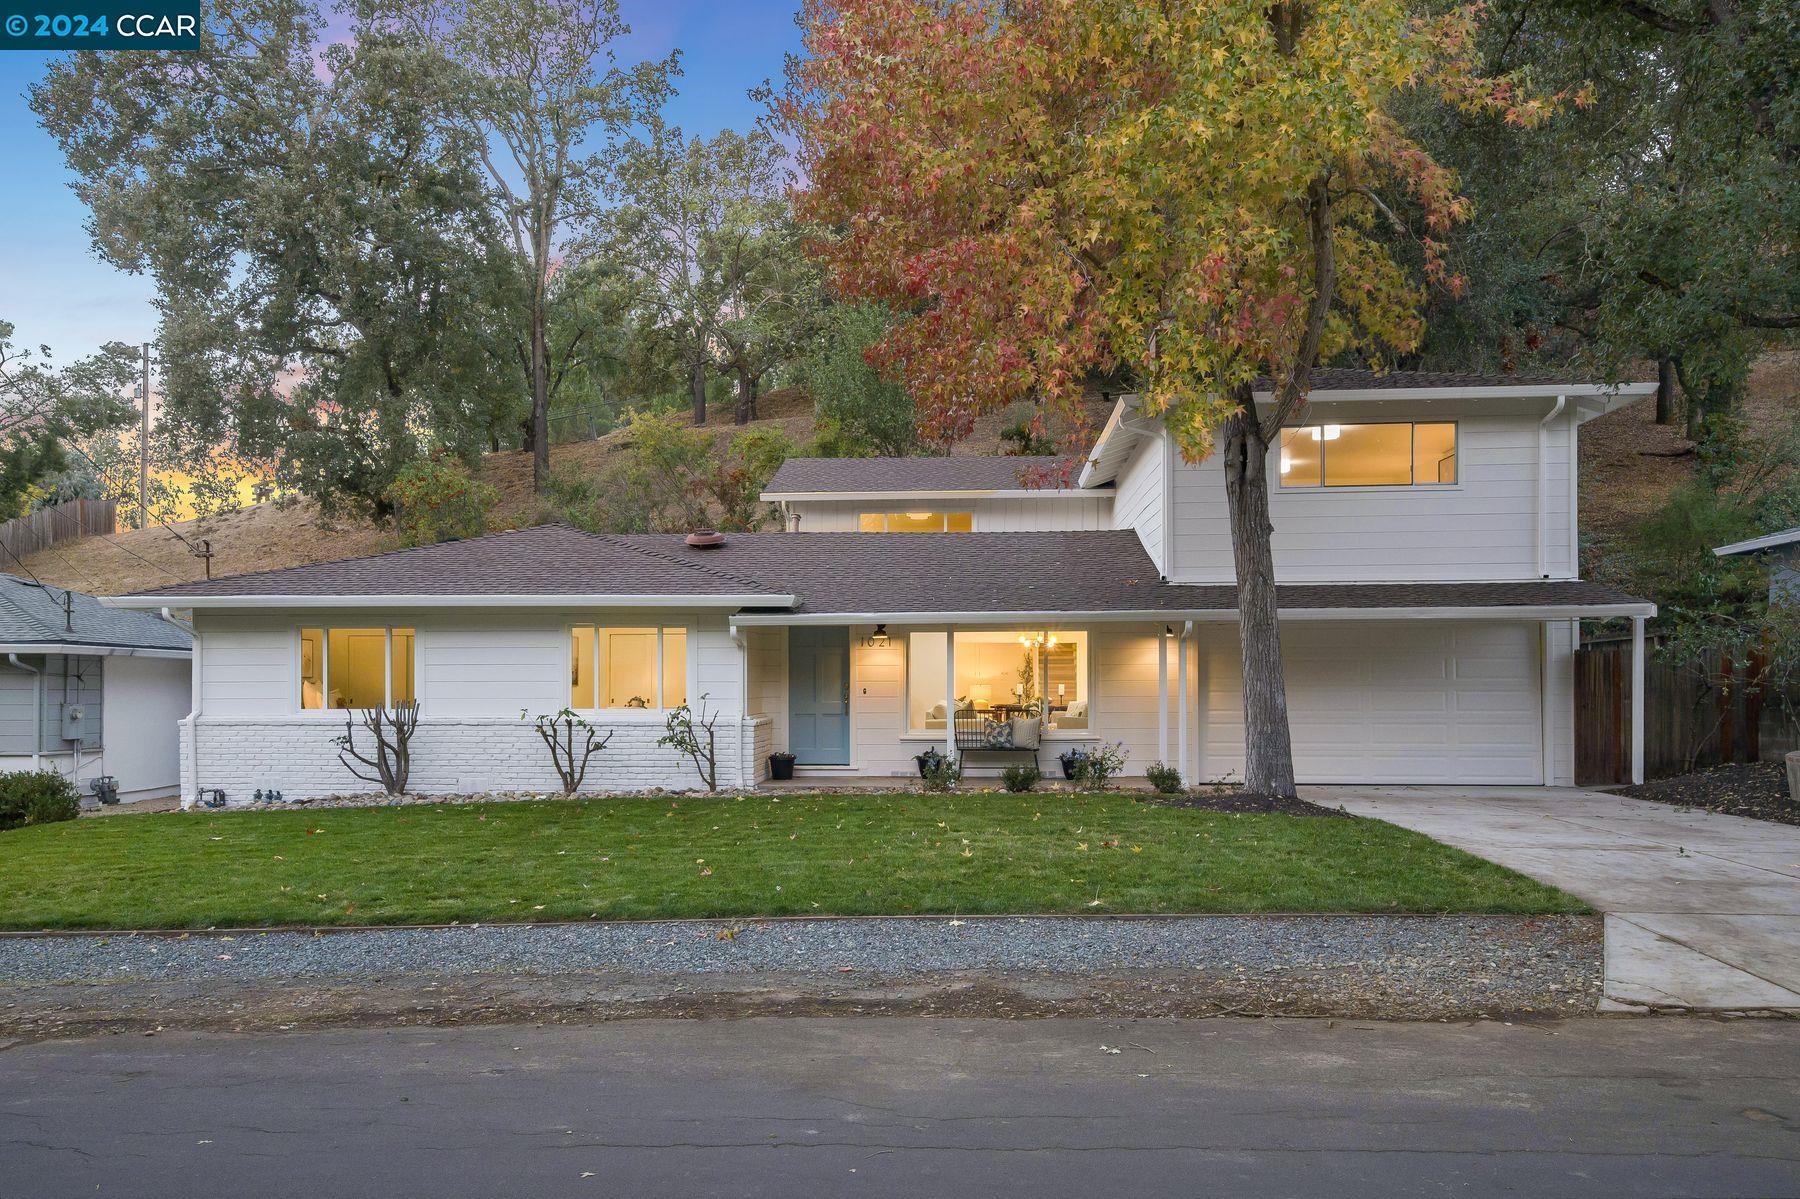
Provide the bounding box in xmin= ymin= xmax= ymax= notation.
xmin=1168 ymin=400 xmax=1579 ymax=583
xmin=194 ymin=608 xmax=745 ymax=720
xmin=1111 ymin=434 xmax=1166 ymax=575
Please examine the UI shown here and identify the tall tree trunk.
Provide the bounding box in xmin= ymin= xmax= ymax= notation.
xmin=1655 ymin=355 xmax=1676 ymax=425
xmin=1222 ymin=394 xmax=1297 ymax=799
xmin=529 ymin=295 xmax=550 ymax=490
xmin=734 ymin=367 xmax=753 ymax=425
xmin=690 ymin=357 xmax=708 ymax=426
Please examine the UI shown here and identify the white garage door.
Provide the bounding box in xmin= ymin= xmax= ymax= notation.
xmin=1281 ymin=621 xmax=1543 ymax=784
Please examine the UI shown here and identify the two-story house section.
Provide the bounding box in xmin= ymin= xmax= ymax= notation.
xmin=755 ymin=369 xmax=1658 ymax=788
xmin=113 ymin=370 xmax=1659 ymax=806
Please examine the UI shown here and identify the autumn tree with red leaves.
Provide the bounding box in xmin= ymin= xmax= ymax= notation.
xmin=778 ymin=0 xmax=1563 ymax=797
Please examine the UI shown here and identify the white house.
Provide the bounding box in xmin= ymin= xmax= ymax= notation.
xmin=105 ymin=369 xmax=1658 ymax=805
xmin=0 ymin=575 xmax=192 ymax=803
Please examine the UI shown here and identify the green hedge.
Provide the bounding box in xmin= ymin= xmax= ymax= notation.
xmin=0 ymin=770 xmax=81 ymax=831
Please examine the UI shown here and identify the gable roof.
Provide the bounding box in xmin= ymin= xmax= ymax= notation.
xmin=0 ymin=574 xmax=190 ymax=652
xmin=763 ymin=456 xmax=1083 ymax=498
xmin=110 ymin=525 xmax=1651 ymax=620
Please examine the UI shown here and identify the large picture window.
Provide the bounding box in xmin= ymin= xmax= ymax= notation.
xmin=300 ymin=627 xmax=415 ymax=710
xmin=858 ymin=511 xmax=974 ymax=533
xmin=570 ymin=625 xmax=687 ymax=710
xmin=1278 ymin=422 xmax=1457 ymax=488
xmin=906 ymin=630 xmax=1089 ymax=733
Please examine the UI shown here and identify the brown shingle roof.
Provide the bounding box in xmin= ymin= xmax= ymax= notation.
xmin=123 ymin=525 xmax=785 ymax=600
xmin=763 ymin=456 xmax=1083 ymax=495
xmin=122 ymin=526 xmax=1651 ymax=616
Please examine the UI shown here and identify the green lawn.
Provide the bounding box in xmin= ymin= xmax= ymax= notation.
xmin=0 ymin=794 xmax=1585 ymax=930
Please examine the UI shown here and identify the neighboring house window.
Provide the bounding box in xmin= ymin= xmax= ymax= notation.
xmin=1278 ymin=422 xmax=1457 ymax=487
xmin=570 ymin=626 xmax=688 ymax=710
xmin=905 ymin=630 xmax=1089 ymax=733
xmin=300 ymin=627 xmax=415 ymax=709
xmin=857 ymin=511 xmax=975 ymax=533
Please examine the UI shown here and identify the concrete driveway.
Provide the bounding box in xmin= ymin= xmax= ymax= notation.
xmin=1315 ymin=786 xmax=1800 ymax=1013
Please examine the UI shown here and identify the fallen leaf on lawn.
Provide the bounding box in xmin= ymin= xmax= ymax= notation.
xmin=699 ymin=866 xmax=713 ymax=877
xmin=1131 ymin=845 xmax=1143 ymax=854
xmin=532 ymin=905 xmax=546 ymax=911
xmin=1087 ymin=899 xmax=1104 ymax=908
xmin=1076 ymin=842 xmax=1089 ymax=852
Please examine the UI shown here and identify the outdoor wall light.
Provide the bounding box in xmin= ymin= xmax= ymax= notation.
xmin=869 ymin=623 xmax=891 ymax=648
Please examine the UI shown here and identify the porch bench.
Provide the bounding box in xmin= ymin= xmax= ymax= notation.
xmin=952 ymin=710 xmax=1041 ymax=765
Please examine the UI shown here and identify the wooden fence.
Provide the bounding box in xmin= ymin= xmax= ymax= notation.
xmin=0 ymin=498 xmax=116 ymax=568
xmin=1576 ymin=636 xmax=1798 ymax=785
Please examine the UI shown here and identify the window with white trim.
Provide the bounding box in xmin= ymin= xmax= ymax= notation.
xmin=300 ymin=627 xmax=415 ymax=709
xmin=570 ymin=625 xmax=688 ymax=710
xmin=1278 ymin=421 xmax=1457 ymax=487
xmin=905 ymin=629 xmax=1089 ymax=733
xmin=858 ymin=511 xmax=974 ymax=533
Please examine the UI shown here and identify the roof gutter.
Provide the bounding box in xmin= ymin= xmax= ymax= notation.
xmin=1250 ymin=382 xmax=1657 ymax=402
xmin=102 ymin=593 xmax=799 ymax=612
xmin=729 ymin=601 xmax=1656 ymax=627
xmin=0 ymin=642 xmax=190 ymax=659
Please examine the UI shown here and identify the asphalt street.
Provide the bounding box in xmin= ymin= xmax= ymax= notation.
xmin=4 ymin=1016 xmax=1796 ymax=1198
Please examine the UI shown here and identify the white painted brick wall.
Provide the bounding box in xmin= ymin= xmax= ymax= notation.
xmin=183 ymin=713 xmax=774 ymax=805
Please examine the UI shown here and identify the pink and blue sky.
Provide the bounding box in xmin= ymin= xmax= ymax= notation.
xmin=0 ymin=0 xmax=805 ymax=359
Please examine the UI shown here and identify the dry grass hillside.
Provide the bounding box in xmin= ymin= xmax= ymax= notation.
xmin=20 ymin=387 xmax=1106 ymax=596
xmin=1579 ymin=350 xmax=1798 ymax=571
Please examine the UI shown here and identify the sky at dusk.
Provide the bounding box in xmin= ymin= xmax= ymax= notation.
xmin=0 ymin=0 xmax=805 ymax=361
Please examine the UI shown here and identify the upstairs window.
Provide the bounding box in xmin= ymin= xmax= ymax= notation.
xmin=1278 ymin=422 xmax=1457 ymax=488
xmin=300 ymin=627 xmax=415 ymax=710
xmin=571 ymin=625 xmax=687 ymax=710
xmin=858 ymin=511 xmax=974 ymax=533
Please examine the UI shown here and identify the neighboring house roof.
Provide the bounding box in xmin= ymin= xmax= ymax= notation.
xmin=1713 ymin=527 xmax=1800 ymax=557
xmin=110 ymin=526 xmax=1652 ymax=620
xmin=0 ymin=573 xmax=191 ymax=653
xmin=763 ymin=456 xmax=1083 ymax=498
xmin=111 ymin=525 xmax=793 ymax=607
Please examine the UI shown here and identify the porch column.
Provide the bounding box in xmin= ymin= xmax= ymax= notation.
xmin=1177 ymin=628 xmax=1191 ymax=781
xmin=1157 ymin=630 xmax=1169 ymax=765
xmin=1630 ymin=615 xmax=1646 ymax=786
xmin=944 ymin=627 xmax=957 ymax=760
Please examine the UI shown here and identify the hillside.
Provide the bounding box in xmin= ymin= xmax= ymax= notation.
xmin=19 ymin=388 xmax=1104 ymax=596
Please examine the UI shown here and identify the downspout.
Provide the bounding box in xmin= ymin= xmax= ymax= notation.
xmin=1536 ymin=396 xmax=1566 ymax=579
xmin=181 ymin=625 xmax=203 ymax=809
xmin=8 ymin=654 xmax=41 ymax=770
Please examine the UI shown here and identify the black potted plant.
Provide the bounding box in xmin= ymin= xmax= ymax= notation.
xmin=1057 ymin=748 xmax=1088 ymax=781
xmin=915 ymin=747 xmax=949 ymax=779
xmin=768 ymin=751 xmax=796 ymax=781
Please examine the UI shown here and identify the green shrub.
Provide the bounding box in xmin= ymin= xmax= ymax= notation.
xmin=1145 ymin=762 xmax=1184 ymax=794
xmin=1000 ymin=762 xmax=1042 ymax=792
xmin=0 ymin=770 xmax=81 ymax=831
xmin=386 ymin=455 xmax=499 ymax=547
xmin=1072 ymin=742 xmax=1129 ymax=790
xmin=919 ymin=754 xmax=962 ymax=792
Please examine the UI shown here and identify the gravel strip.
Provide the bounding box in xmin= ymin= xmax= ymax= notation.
xmin=0 ymin=914 xmax=1597 ymax=1003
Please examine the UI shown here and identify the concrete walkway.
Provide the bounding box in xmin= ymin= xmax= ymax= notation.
xmin=1317 ymin=786 xmax=1800 ymax=1013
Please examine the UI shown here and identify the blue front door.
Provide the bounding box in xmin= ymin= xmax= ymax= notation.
xmin=789 ymin=627 xmax=850 ymax=765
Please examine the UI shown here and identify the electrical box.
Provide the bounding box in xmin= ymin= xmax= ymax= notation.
xmin=62 ymin=704 xmax=86 ymax=741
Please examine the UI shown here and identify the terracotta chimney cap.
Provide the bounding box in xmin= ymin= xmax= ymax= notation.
xmin=684 ymin=530 xmax=727 ymax=548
